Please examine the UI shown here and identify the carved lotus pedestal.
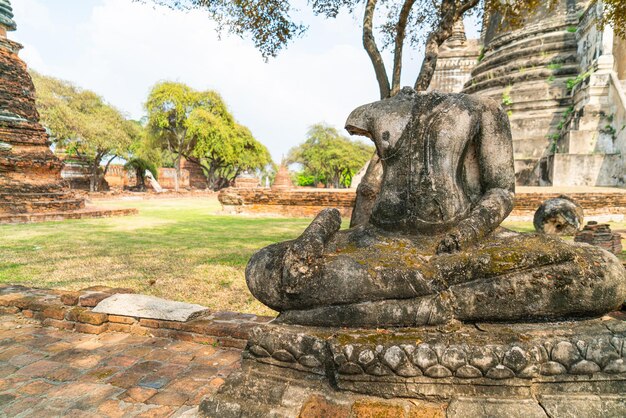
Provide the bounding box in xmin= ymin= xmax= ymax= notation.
xmin=200 ymin=316 xmax=626 ymax=417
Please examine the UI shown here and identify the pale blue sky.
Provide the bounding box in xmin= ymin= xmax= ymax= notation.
xmin=11 ymin=0 xmax=479 ymax=162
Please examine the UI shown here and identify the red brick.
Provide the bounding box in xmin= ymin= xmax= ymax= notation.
xmin=77 ymin=310 xmax=108 ymax=325
xmin=151 ymin=320 xmax=186 ymax=330
xmin=42 ymin=318 xmax=74 ymax=330
xmin=184 ymin=319 xmax=238 ymax=337
xmin=75 ymin=323 xmax=108 ymax=335
xmin=139 ymin=318 xmax=160 ymax=329
xmin=299 ymin=395 xmax=351 ymax=418
xmin=147 ymin=390 xmax=189 ymax=406
xmin=65 ymin=306 xmax=88 ymax=321
xmin=129 ymin=324 xmax=152 ymax=336
xmin=108 ymin=315 xmax=136 ymax=324
xmin=0 ymin=293 xmax=24 ymax=307
xmin=60 ymin=292 xmax=81 ymax=306
xmin=22 ymin=309 xmax=34 ymax=318
xmin=108 ymin=323 xmax=131 ymax=333
xmin=79 ymin=292 xmax=110 ymax=307
xmin=43 ymin=305 xmax=66 ymax=320
xmin=18 ymin=380 xmax=54 ymax=396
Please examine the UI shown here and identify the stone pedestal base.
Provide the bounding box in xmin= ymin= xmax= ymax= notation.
xmin=200 ymin=316 xmax=626 ymax=417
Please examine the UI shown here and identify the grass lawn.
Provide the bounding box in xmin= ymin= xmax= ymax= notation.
xmin=1 ymin=197 xmax=624 ymax=316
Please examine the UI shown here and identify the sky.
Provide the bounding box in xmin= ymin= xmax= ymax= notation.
xmin=11 ymin=0 xmax=480 ymax=163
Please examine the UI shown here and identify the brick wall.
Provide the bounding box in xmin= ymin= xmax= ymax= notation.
xmin=219 ymin=188 xmax=626 ymax=218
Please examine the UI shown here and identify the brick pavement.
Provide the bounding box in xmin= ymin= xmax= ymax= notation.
xmin=0 ymin=314 xmax=241 ymax=417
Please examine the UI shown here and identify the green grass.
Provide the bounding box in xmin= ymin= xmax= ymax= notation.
xmin=1 ymin=198 xmax=624 ymax=315
xmin=0 ymin=198 xmax=312 ymax=316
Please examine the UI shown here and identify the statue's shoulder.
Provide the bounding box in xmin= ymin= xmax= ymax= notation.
xmin=421 ymin=92 xmax=500 ymax=113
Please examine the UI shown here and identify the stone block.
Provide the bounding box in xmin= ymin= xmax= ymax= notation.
xmin=65 ymin=306 xmax=88 ymax=322
xmin=79 ymin=292 xmax=111 ymax=307
xmin=351 ymin=400 xmax=406 ymax=418
xmin=447 ymin=397 xmax=547 ymax=418
xmin=59 ymin=291 xmax=81 ymax=306
xmin=42 ymin=318 xmax=74 ymax=331
xmin=76 ymin=310 xmax=108 ymax=325
xmin=108 ymin=315 xmax=136 ymax=324
xmin=107 ymin=323 xmax=131 ymax=333
xmin=42 ymin=305 xmax=66 ymax=320
xmin=538 ymin=395 xmax=626 ymax=418
xmin=93 ymin=294 xmax=209 ymax=322
xmin=298 ymin=395 xmax=351 ymax=418
xmin=139 ymin=318 xmax=161 ymax=329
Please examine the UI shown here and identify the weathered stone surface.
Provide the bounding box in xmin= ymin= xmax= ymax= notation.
xmin=575 ymin=221 xmax=623 ymax=255
xmin=447 ymin=398 xmax=547 ymax=418
xmin=538 ymin=395 xmax=626 ymax=418
xmin=245 ymin=91 xmax=626 ymax=328
xmin=533 ymin=195 xmax=584 ymax=235
xmin=0 ymin=16 xmax=84 ymax=215
xmin=92 ymin=294 xmax=209 ymax=322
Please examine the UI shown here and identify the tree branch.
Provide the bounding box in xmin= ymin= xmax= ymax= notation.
xmin=363 ymin=0 xmax=391 ymax=99
xmin=391 ymin=0 xmax=417 ymax=96
xmin=413 ymin=0 xmax=479 ymax=92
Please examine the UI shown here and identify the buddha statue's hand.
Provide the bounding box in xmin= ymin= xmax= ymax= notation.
xmin=436 ymin=225 xmax=477 ymax=255
xmin=282 ymin=209 xmax=342 ymax=294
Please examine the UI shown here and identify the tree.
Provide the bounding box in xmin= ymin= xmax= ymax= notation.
xmin=30 ymin=71 xmax=137 ymax=192
xmin=190 ymin=117 xmax=273 ymax=189
xmin=124 ymin=157 xmax=158 ymax=190
xmin=146 ymin=81 xmax=272 ymax=190
xmin=287 ymin=123 xmax=374 ymax=188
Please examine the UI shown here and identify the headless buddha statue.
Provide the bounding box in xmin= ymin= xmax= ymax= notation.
xmin=246 ymin=88 xmax=626 ymax=327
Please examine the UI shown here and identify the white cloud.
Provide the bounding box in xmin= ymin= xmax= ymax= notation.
xmin=11 ymin=0 xmax=472 ymax=161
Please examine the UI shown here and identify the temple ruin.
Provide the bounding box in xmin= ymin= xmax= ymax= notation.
xmin=0 ymin=2 xmax=84 ymax=214
xmin=435 ymin=0 xmax=626 ymax=187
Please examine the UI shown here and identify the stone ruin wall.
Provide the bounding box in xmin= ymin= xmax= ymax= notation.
xmin=0 ymin=34 xmax=83 ymax=214
xmin=435 ymin=0 xmax=626 ymax=187
xmin=219 ymin=187 xmax=626 ymax=218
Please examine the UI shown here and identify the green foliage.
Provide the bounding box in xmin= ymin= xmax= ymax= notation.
xmin=288 ymin=124 xmax=374 ymax=188
xmin=566 ymin=70 xmax=592 ymax=91
xmin=294 ymin=172 xmax=316 ymax=187
xmin=547 ymin=63 xmax=562 ymax=70
xmin=566 ymin=26 xmax=577 ymax=33
xmin=547 ymin=106 xmax=574 ymax=154
xmin=124 ymin=157 xmax=158 ymax=189
xmin=594 ymin=0 xmax=626 ymax=40
xmin=477 ymin=47 xmax=485 ymax=63
xmin=30 ymin=71 xmax=137 ymax=191
xmin=501 ymin=85 xmax=513 ymax=107
xmin=146 ymin=81 xmax=272 ymax=190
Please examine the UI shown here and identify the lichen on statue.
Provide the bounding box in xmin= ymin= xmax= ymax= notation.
xmin=246 ymin=88 xmax=626 ymax=327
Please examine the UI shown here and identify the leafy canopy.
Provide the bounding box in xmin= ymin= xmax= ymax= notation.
xmin=30 ymin=71 xmax=136 ymax=163
xmin=288 ymin=123 xmax=374 ymax=188
xmin=145 ymin=81 xmax=272 ymax=189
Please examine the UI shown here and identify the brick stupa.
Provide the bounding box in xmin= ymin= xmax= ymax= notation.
xmin=271 ymin=163 xmax=293 ymax=190
xmin=0 ymin=0 xmax=84 ymax=214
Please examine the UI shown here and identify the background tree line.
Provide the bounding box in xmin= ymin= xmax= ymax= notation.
xmin=31 ymin=73 xmax=370 ymax=191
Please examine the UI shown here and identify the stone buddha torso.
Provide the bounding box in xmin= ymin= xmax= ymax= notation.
xmin=367 ymin=94 xmax=483 ymax=233
xmin=245 ymin=89 xmax=626 ymax=328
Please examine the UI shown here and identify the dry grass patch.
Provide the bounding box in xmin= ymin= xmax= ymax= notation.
xmin=1 ymin=197 xmax=623 ymax=316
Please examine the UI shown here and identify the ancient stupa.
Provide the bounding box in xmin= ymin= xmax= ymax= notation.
xmin=271 ymin=163 xmax=293 ymax=190
xmin=0 ymin=0 xmax=84 ymax=215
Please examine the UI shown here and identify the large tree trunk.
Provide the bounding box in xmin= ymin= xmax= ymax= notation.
xmin=363 ymin=0 xmax=391 ymax=99
xmin=174 ymin=155 xmax=181 ymax=191
xmin=391 ymin=0 xmax=417 ymax=96
xmin=414 ymin=0 xmax=479 ymax=91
